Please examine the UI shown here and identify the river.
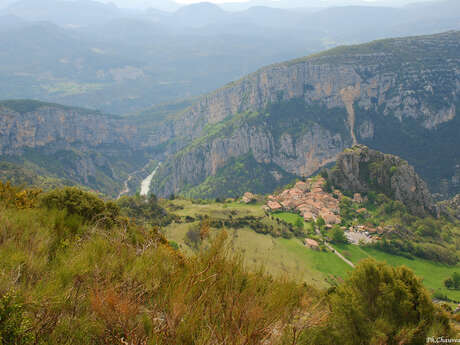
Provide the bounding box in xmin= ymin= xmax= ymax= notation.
xmin=140 ymin=163 xmax=161 ymax=196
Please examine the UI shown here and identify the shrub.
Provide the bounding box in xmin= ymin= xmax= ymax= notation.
xmin=0 ymin=181 xmax=19 ymax=205
xmin=330 ymin=226 xmax=348 ymax=244
xmin=118 ymin=194 xmax=174 ymax=226
xmin=168 ymin=241 xmax=180 ymax=250
xmin=0 ymin=292 xmax=33 ymax=345
xmin=372 ymin=240 xmax=458 ymax=265
xmin=414 ymin=217 xmax=441 ymax=238
xmin=0 ymin=181 xmax=42 ymax=209
xmin=185 ymin=224 xmax=201 ymax=249
xmin=41 ymin=187 xmax=119 ymax=228
xmin=444 ymin=272 xmax=460 ymax=290
xmin=444 ymin=277 xmax=454 ymax=289
xmin=303 ymin=259 xmax=453 ymax=344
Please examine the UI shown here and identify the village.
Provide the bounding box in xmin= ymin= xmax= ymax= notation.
xmin=260 ymin=176 xmax=385 ymax=248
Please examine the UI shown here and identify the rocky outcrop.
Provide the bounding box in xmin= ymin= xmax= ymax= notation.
xmin=439 ymin=194 xmax=460 ymax=221
xmin=0 ymin=101 xmax=138 ymax=155
xmin=0 ymin=100 xmax=146 ymax=196
xmin=327 ymin=145 xmax=436 ymax=216
xmin=150 ymin=31 xmax=460 ymax=197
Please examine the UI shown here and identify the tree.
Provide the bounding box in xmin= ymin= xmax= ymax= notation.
xmin=330 ymin=226 xmax=348 ymax=244
xmin=295 ymin=217 xmax=304 ymax=230
xmin=316 ymin=216 xmax=325 ymax=230
xmin=444 ymin=277 xmax=454 ymax=289
xmin=304 ymin=259 xmax=452 ymax=344
xmin=452 ymin=272 xmax=460 ymax=289
xmin=444 ymin=272 xmax=460 ymax=290
xmin=186 ymin=224 xmax=201 ymax=249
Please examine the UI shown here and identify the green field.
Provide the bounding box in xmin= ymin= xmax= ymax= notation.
xmin=163 ymin=202 xmax=460 ymax=300
xmin=331 ymin=243 xmax=460 ymax=301
xmin=162 ymin=199 xmax=265 ymax=218
xmin=163 ymin=203 xmax=352 ymax=288
xmin=164 ymin=223 xmax=353 ymax=288
xmin=272 ymin=212 xmax=304 ymax=224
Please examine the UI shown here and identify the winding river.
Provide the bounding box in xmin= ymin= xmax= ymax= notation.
xmin=140 ymin=163 xmax=161 ymax=196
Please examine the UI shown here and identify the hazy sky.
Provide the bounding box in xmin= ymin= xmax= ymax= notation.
xmin=162 ymin=0 xmax=379 ymax=2
xmin=109 ymin=0 xmax=397 ymax=4
xmin=95 ymin=0 xmax=424 ymax=9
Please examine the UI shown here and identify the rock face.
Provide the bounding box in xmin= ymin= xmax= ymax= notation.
xmin=439 ymin=194 xmax=460 ymax=221
xmin=151 ymin=32 xmax=459 ymax=146
xmin=327 ymin=145 xmax=436 ymax=216
xmin=0 ymin=101 xmax=138 ymax=155
xmin=150 ymin=31 xmax=460 ymax=198
xmin=2 ymin=32 xmax=460 ymax=199
xmin=153 ymin=122 xmax=348 ymax=197
xmin=0 ymin=100 xmax=147 ymax=196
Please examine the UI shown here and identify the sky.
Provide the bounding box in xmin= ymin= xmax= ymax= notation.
xmin=158 ymin=0 xmax=379 ymax=2
xmin=109 ymin=0 xmax=401 ymax=4
xmin=92 ymin=0 xmax=428 ymax=10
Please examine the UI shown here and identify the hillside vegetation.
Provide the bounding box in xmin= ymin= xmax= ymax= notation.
xmin=0 ymin=181 xmax=456 ymax=344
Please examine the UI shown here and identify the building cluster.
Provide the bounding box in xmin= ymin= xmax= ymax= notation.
xmin=264 ymin=177 xmax=341 ymax=225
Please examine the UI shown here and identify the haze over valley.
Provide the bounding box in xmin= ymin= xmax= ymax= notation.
xmin=0 ymin=0 xmax=458 ymax=113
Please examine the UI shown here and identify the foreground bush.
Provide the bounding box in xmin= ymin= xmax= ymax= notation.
xmin=303 ymin=259 xmax=453 ymax=344
xmin=117 ymin=194 xmax=175 ymax=226
xmin=0 ymin=181 xmax=41 ymax=209
xmin=0 ymin=195 xmax=321 ymax=344
xmin=41 ymin=187 xmax=120 ymax=228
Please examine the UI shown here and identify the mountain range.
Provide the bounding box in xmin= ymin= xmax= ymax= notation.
xmin=0 ymin=30 xmax=458 ymax=199
xmin=0 ymin=0 xmax=458 ymax=113
xmin=147 ymin=30 xmax=460 ymax=199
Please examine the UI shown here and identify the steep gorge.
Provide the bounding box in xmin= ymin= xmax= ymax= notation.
xmin=0 ymin=100 xmax=151 ymax=196
xmin=148 ymin=31 xmax=460 ymax=198
xmin=1 ymin=32 xmax=459 ymax=199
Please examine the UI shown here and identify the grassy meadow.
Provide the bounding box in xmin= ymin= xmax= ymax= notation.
xmin=163 ymin=201 xmax=460 ymax=301
xmin=331 ymin=243 xmax=460 ymax=301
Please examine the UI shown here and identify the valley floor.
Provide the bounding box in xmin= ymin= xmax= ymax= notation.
xmin=162 ymin=199 xmax=460 ymax=301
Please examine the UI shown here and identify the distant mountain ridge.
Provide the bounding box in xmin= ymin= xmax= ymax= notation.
xmin=1 ymin=31 xmax=459 ymax=199
xmin=148 ymin=31 xmax=460 ymax=198
xmin=0 ymin=0 xmax=458 ymax=113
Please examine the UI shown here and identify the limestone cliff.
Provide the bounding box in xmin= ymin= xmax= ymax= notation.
xmin=327 ymin=145 xmax=436 ymax=217
xmin=2 ymin=31 xmax=459 ymax=199
xmin=150 ymin=31 xmax=460 ymax=197
xmin=153 ymin=116 xmax=349 ymax=197
xmin=0 ymin=100 xmax=147 ymax=196
xmin=0 ymin=100 xmax=138 ymax=154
